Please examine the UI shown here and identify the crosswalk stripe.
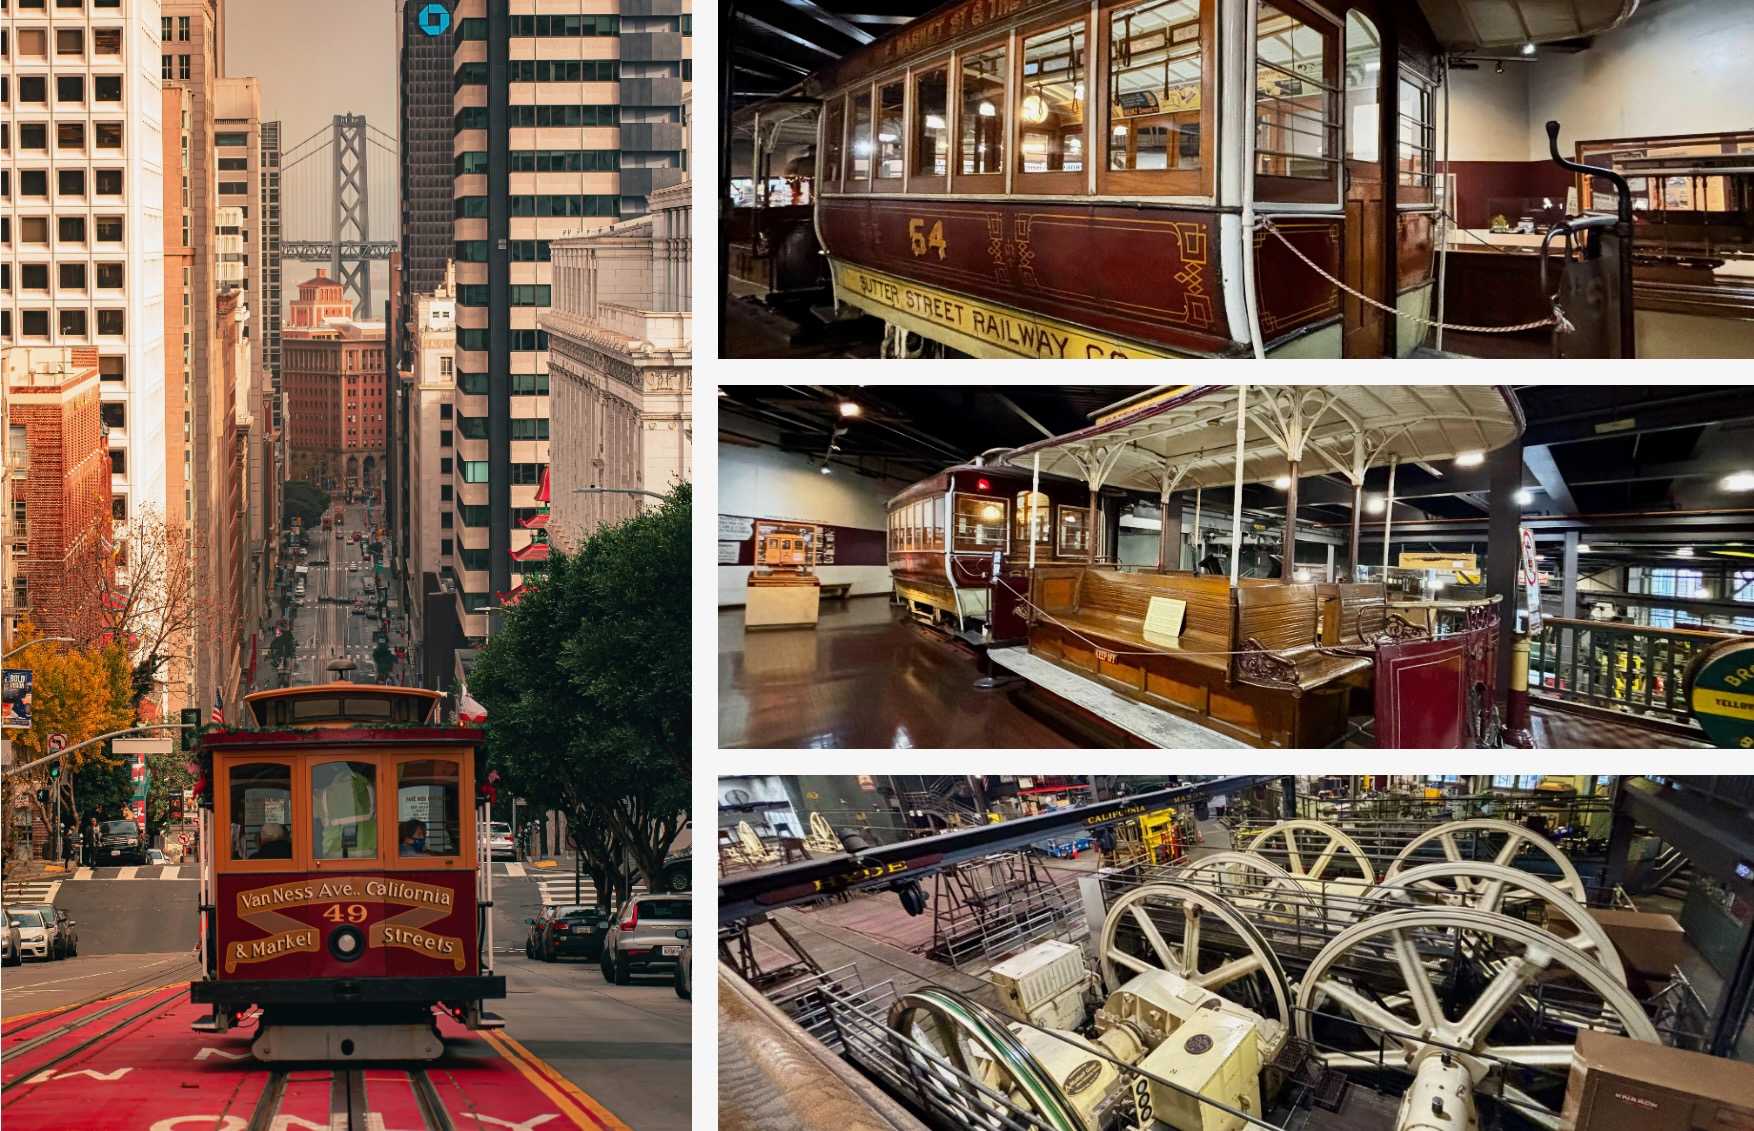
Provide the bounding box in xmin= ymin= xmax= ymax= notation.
xmin=73 ymin=867 xmax=92 ymax=881
xmin=159 ymin=866 xmax=181 ymax=880
xmin=117 ymin=866 xmax=138 ymax=881
xmin=503 ymin=863 xmax=526 ymax=878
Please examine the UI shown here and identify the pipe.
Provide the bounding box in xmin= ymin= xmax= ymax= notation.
xmin=1230 ymin=384 xmax=1247 ymax=585
xmin=1029 ymin=453 xmax=1040 ymax=570
xmin=1381 ymin=455 xmax=1399 ymax=573
xmin=1435 ymin=54 xmax=1452 ymax=352
xmin=1239 ymin=1 xmax=1267 ymax=359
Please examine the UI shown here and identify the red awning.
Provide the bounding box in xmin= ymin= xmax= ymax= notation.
xmin=518 ymin=511 xmax=549 ymax=529
xmin=534 ymin=465 xmax=551 ymax=504
xmin=509 ymin=542 xmax=550 ymax=563
xmin=496 ymin=584 xmax=528 ymax=606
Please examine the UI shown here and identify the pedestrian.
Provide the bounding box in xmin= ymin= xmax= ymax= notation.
xmin=83 ymin=816 xmax=98 ymax=867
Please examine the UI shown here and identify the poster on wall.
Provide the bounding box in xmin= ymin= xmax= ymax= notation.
xmin=2 ymin=669 xmax=32 ymax=729
xmin=718 ymin=515 xmax=755 ymax=542
xmin=718 ymin=541 xmax=741 ymax=564
xmin=820 ymin=529 xmax=836 ymax=565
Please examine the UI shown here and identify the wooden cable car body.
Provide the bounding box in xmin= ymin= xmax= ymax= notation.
xmin=804 ymin=0 xmax=1446 ymax=359
xmin=189 ymin=682 xmax=505 ymax=1061
xmin=886 ymin=461 xmax=1094 ymax=642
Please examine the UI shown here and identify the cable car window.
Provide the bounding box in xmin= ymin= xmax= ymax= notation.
xmin=229 ymin=762 xmax=293 ymax=861
xmin=848 ymin=87 xmax=873 ymax=184
xmin=914 ymin=67 xmax=950 ymax=177
xmin=1018 ymin=20 xmax=1086 ymax=177
xmin=1057 ymin=505 xmax=1090 ymax=557
xmin=1107 ymin=0 xmax=1202 ymax=174
xmin=1016 ymin=491 xmax=1052 ymax=552
xmin=958 ymin=42 xmax=1007 ymax=179
xmin=397 ymin=759 xmax=460 ymax=857
xmin=931 ymin=495 xmax=946 ymax=551
xmin=1255 ymin=3 xmax=1339 ymax=198
xmin=312 ymin=760 xmax=378 ymax=860
xmin=953 ymin=495 xmax=1007 ymax=552
xmin=1397 ymin=71 xmax=1435 ymax=198
xmin=1343 ymin=11 xmax=1379 ymax=163
xmin=822 ymin=98 xmax=845 ymax=189
xmin=876 ymin=79 xmax=905 ymax=181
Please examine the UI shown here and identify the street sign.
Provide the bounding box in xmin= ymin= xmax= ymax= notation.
xmin=2 ymin=669 xmax=33 ymax=729
xmin=48 ymin=733 xmax=66 ymax=753
xmin=1687 ymin=638 xmax=1754 ymax=749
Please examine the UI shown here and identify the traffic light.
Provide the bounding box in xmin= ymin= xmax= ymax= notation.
xmin=48 ymin=762 xmax=59 ymax=780
xmin=179 ymin=707 xmax=202 ymax=753
xmin=36 ymin=788 xmax=49 ymax=806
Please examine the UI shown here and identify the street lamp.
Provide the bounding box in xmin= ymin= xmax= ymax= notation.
xmin=3 ymin=637 xmax=73 ymax=661
xmin=572 ymin=486 xmax=666 ymax=501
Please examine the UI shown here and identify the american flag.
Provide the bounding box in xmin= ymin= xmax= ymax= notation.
xmin=210 ymin=689 xmax=225 ymax=726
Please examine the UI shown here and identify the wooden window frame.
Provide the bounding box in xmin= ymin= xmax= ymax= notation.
xmin=1252 ymin=0 xmax=1342 ymax=206
xmin=1054 ymin=503 xmax=1091 ymax=558
xmin=1395 ymin=65 xmax=1435 ymax=206
xmin=873 ymin=76 xmax=908 ymax=190
xmin=953 ymin=493 xmax=1011 ymax=554
xmin=386 ymin=753 xmax=475 ymax=872
xmin=308 ymin=755 xmax=388 ymax=872
xmin=820 ymin=96 xmax=846 ymax=192
xmin=1097 ymin=0 xmax=1214 ymax=198
xmin=216 ymin=754 xmax=302 ymax=873
xmin=952 ymin=36 xmax=1010 ymax=193
xmin=911 ymin=61 xmax=952 ymax=193
xmin=1014 ymin=11 xmax=1093 ymax=196
xmin=845 ymin=84 xmax=875 ymax=190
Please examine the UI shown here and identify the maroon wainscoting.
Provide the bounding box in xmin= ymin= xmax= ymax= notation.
xmin=1437 ymin=161 xmax=1573 ymax=231
xmin=819 ymin=197 xmax=1233 ymax=355
xmin=1252 ymin=217 xmax=1342 ymax=342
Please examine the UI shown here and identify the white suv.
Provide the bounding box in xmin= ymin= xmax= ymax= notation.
xmin=600 ymin=894 xmax=691 ymax=985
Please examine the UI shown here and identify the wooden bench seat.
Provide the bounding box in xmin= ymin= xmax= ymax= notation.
xmin=1317 ymin=582 xmax=1428 ymax=656
xmin=1232 ymin=584 xmax=1373 ymax=693
xmin=1025 ymin=568 xmax=1364 ymax=747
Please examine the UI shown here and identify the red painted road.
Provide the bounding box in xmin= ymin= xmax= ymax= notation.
xmin=1 ymin=982 xmax=626 ymax=1130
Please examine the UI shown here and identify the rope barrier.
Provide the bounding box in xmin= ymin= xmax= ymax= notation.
xmin=1255 ymin=217 xmax=1573 ymax=335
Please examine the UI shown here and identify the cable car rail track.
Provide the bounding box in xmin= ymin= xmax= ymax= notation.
xmin=245 ymin=1065 xmax=458 ymax=1131
xmin=0 ymin=982 xmax=186 ymax=1093
xmin=0 ymin=962 xmax=191 ymax=1039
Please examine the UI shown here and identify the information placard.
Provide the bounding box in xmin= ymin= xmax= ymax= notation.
xmin=1142 ymin=597 xmax=1187 ymax=646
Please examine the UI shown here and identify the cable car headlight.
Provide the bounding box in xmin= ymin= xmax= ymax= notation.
xmin=329 ymin=924 xmax=366 ymax=962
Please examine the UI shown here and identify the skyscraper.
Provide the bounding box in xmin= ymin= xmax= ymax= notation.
xmin=1 ymin=0 xmax=168 ymax=537
xmin=446 ymin=0 xmax=691 ymax=629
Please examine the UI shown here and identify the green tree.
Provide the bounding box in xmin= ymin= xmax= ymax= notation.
xmin=75 ymin=754 xmax=135 ymax=823
xmin=270 ymin=630 xmax=296 ymax=669
xmin=282 ymin=481 xmax=332 ymax=530
xmin=145 ymin=747 xmax=194 ymax=838
xmin=372 ymin=640 xmax=395 ymax=681
xmin=471 ymin=484 xmax=690 ymax=900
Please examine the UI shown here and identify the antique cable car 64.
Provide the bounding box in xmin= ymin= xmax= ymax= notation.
xmin=188 ymin=682 xmax=505 ymax=1061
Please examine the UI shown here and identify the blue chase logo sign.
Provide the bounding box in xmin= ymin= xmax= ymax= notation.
xmin=417 ymin=2 xmax=451 ymax=36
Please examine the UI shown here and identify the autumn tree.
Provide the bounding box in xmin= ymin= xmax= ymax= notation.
xmin=64 ymin=509 xmax=205 ymax=709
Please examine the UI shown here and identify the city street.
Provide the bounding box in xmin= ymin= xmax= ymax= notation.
xmin=285 ymin=500 xmax=399 ymax=686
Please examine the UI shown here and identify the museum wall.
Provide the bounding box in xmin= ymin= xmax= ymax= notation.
xmin=718 ymin=440 xmax=903 ymax=605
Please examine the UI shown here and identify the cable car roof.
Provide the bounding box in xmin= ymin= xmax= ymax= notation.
xmin=998 ymin=385 xmax=1524 ymax=494
xmin=1416 ymin=0 xmax=1638 ymax=50
xmin=242 ymin=682 xmax=445 ymax=706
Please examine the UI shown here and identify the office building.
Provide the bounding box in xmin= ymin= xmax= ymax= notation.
xmin=283 ymin=273 xmax=387 ymax=495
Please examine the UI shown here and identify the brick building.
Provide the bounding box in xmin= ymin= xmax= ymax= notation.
xmin=3 ymin=347 xmax=114 ymax=638
xmin=283 ymin=273 xmax=388 ymax=494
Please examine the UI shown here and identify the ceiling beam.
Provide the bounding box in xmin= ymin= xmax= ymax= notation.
xmin=1522 ymin=445 xmax=1578 ymax=515
xmin=735 ymin=10 xmax=843 ymax=58
xmin=777 ymin=0 xmax=876 ymax=43
xmin=1520 ymin=389 xmax=1754 ymax=447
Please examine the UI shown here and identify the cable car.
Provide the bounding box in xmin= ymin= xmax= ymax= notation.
xmin=188 ymin=682 xmax=505 ymax=1061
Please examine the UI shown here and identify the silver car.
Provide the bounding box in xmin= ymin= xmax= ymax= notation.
xmin=1 ymin=913 xmax=19 ymax=966
xmin=600 ymin=894 xmax=691 ymax=985
xmin=7 ymin=908 xmax=53 ymax=961
xmin=19 ymin=903 xmax=73 ymax=958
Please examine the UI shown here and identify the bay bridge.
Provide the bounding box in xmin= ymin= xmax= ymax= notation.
xmin=277 ymin=114 xmax=401 ymax=319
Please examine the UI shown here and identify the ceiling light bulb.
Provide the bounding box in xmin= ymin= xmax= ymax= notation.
xmin=1455 ymin=450 xmax=1485 ymax=468
xmin=1576 ymin=543 xmax=1592 ymax=553
xmin=1021 ymin=93 xmax=1049 ymax=124
xmin=839 ymin=401 xmax=862 ymax=418
xmin=924 ymin=114 xmax=946 ymax=130
xmin=1365 ymin=495 xmax=1386 ymax=515
xmin=1273 ymin=475 xmax=1291 ymax=489
xmin=978 ymin=100 xmax=997 ymax=118
xmin=1675 ymin=547 xmax=1694 ymax=557
xmin=1514 ymin=488 xmax=1534 ymax=505
xmin=1721 ymin=470 xmax=1754 ymax=492
xmin=1521 ymin=42 xmax=1537 ymax=56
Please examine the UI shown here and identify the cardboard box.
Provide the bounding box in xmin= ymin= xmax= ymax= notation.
xmin=1587 ymin=909 xmax=1689 ymax=978
xmin=1560 ymin=1031 xmax=1754 ymax=1131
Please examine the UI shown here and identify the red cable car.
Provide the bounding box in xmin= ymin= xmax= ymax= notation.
xmin=189 ymin=682 xmax=505 ymax=1061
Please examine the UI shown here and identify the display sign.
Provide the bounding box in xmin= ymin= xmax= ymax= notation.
xmin=718 ymin=516 xmax=755 ymax=541
xmin=1518 ymin=526 xmax=1542 ymax=633
xmin=1398 ymin=552 xmax=1478 ymax=570
xmin=718 ymin=541 xmax=741 ymax=564
xmin=1142 ymin=597 xmax=1187 ymax=645
xmin=2 ymin=669 xmax=32 ymax=729
xmin=1685 ymin=638 xmax=1754 ymax=749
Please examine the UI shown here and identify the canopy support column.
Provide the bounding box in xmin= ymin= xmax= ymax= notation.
xmin=1487 ymin=437 xmax=1525 ymax=708
xmin=1380 ymin=456 xmax=1398 ymax=573
xmin=1192 ymin=487 xmax=1203 ymax=570
xmin=1280 ymin=460 xmax=1299 ymax=580
xmin=1158 ymin=481 xmax=1177 ymax=572
xmin=1348 ymin=480 xmax=1363 ymax=581
xmin=1230 ymin=385 xmax=1247 ymax=585
xmin=1085 ymin=488 xmax=1099 ymax=565
xmin=1029 ymin=454 xmax=1040 ymax=570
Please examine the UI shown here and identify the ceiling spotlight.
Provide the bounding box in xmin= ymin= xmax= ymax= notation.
xmin=1521 ymin=42 xmax=1537 ymax=56
xmin=1273 ymin=475 xmax=1292 ymax=489
xmin=818 ymin=464 xmax=833 ymax=476
xmin=1675 ymin=547 xmax=1694 ymax=557
xmin=839 ymin=401 xmax=862 ymax=418
xmin=1514 ymin=488 xmax=1534 ymax=506
xmin=1365 ymin=495 xmax=1387 ymax=515
xmin=1455 ymin=450 xmax=1485 ymax=468
xmin=1721 ymin=470 xmax=1754 ymax=492
xmin=1576 ymin=543 xmax=1592 ymax=553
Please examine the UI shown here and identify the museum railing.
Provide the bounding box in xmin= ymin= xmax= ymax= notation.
xmin=1528 ymin=616 xmax=1734 ymax=725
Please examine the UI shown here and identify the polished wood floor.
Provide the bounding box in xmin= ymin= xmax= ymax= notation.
xmin=720 ymin=597 xmax=1703 ymax=750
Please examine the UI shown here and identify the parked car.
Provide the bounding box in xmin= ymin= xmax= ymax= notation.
xmin=2 ymin=913 xmax=20 ymax=966
xmin=146 ymin=848 xmax=168 ymax=865
xmin=600 ymin=893 xmax=691 ymax=984
xmin=97 ymin=818 xmax=148 ymax=865
xmin=41 ymin=906 xmax=77 ymax=957
xmin=7 ymin=908 xmax=54 ymax=961
xmin=674 ymin=933 xmax=691 ymax=999
xmin=527 ymin=904 xmax=609 ymax=962
xmin=659 ymin=852 xmax=691 ymax=893
xmin=17 ymin=903 xmax=67 ymax=959
xmin=488 ymin=822 xmax=516 ymax=861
